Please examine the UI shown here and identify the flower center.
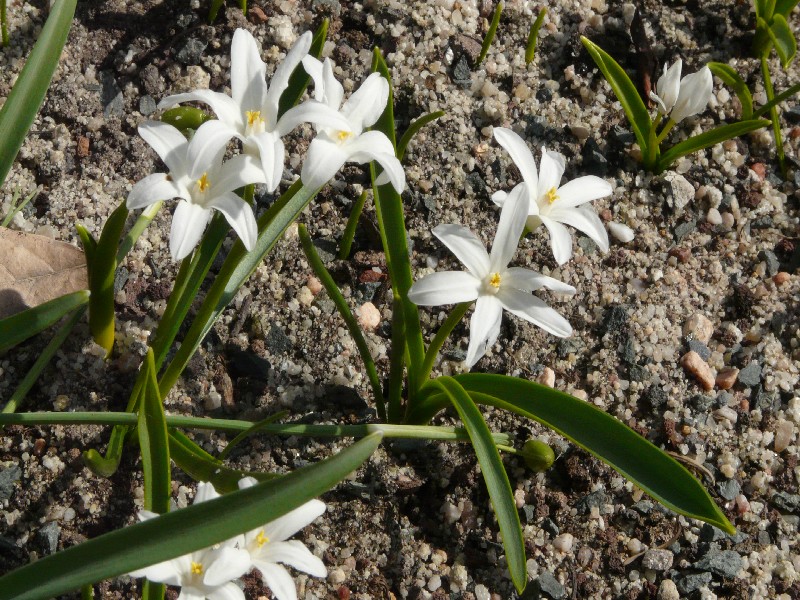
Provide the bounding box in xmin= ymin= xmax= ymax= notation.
xmin=489 ymin=273 xmax=501 ymax=288
xmin=335 ymin=130 xmax=353 ymax=143
xmin=545 ymin=187 xmax=559 ymax=204
xmin=245 ymin=110 xmax=266 ymax=135
xmin=483 ymin=272 xmax=502 ymax=295
xmin=190 ymin=561 xmax=204 ymax=575
xmin=256 ymin=530 xmax=269 ymax=547
xmin=196 ymin=172 xmax=211 ymax=193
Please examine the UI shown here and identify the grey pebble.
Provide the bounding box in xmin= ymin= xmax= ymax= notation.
xmin=673 ymin=220 xmax=697 ymax=242
xmin=176 ymin=38 xmax=207 ymax=65
xmin=99 ymin=70 xmax=124 ymax=118
xmin=452 ymin=55 xmax=471 ymax=84
xmin=772 ymin=491 xmax=800 ymax=514
xmin=694 ymin=549 xmax=743 ymax=578
xmin=737 ymin=362 xmax=762 ymax=387
xmin=266 ymin=324 xmax=293 ymax=354
xmin=641 ymin=549 xmax=673 ymax=571
xmin=677 ymin=572 xmax=712 ymax=595
xmin=536 ymin=570 xmax=565 ymax=599
xmin=642 ymin=385 xmax=667 ymax=409
xmin=690 ymin=394 xmax=714 ymax=412
xmin=687 ymin=339 xmax=711 ymax=361
xmin=0 ymin=464 xmax=21 ymax=502
xmin=37 ymin=521 xmax=60 ymax=555
xmin=577 ymin=236 xmax=597 ymax=255
xmin=311 ymin=0 xmax=342 ymax=15
xmin=576 ymin=490 xmax=606 ymax=515
xmin=620 ymin=336 xmax=637 ymax=364
xmin=540 ymin=517 xmax=559 ymax=537
xmin=717 ymin=479 xmax=741 ymax=501
xmin=139 ymin=95 xmax=157 ymax=116
xmin=600 ymin=305 xmax=629 ymax=337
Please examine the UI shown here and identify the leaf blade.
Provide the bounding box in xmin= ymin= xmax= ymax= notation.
xmin=768 ymin=14 xmax=797 ymax=67
xmin=0 ymin=290 xmax=89 ymax=352
xmin=658 ymin=120 xmax=769 ymax=171
xmin=707 ymin=62 xmax=754 ymax=119
xmin=138 ymin=349 xmax=171 ymax=515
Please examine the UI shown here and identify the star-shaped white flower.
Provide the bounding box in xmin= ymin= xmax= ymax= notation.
xmin=236 ymin=477 xmax=327 ymax=600
xmin=127 ymin=120 xmax=266 ymax=261
xmin=649 ymin=59 xmax=713 ymax=124
xmin=491 ymin=127 xmax=612 ymax=266
xmin=407 ymin=185 xmax=574 ymax=369
xmin=299 ymin=56 xmax=405 ymax=193
xmin=129 ymin=483 xmax=252 ymax=600
xmin=158 ymin=29 xmax=350 ymax=192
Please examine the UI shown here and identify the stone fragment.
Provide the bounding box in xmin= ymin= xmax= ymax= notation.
xmin=0 ymin=464 xmax=21 ymax=502
xmin=737 ymin=362 xmax=761 ymax=387
xmin=758 ymin=250 xmax=780 ymax=276
xmin=683 ymin=313 xmax=714 ymax=343
xmin=536 ymin=571 xmax=565 ymax=599
xmin=356 ymin=302 xmax=381 ymax=331
xmin=100 ymin=70 xmax=124 ymax=118
xmin=537 ymin=367 xmax=555 ymax=387
xmin=642 ymin=549 xmax=673 ymax=571
xmin=773 ymin=271 xmax=790 ymax=284
xmin=677 ymin=572 xmax=712 ymax=595
xmin=717 ymin=479 xmax=741 ymax=501
xmin=772 ymin=492 xmax=800 ymax=513
xmin=706 ymin=208 xmax=722 ymax=225
xmin=680 ymin=351 xmax=715 ymax=391
xmin=553 ymin=533 xmax=573 ymax=553
xmin=715 ymin=367 xmax=739 ymax=390
xmin=695 ymin=549 xmax=743 ymax=578
xmin=657 ymin=579 xmax=680 ymax=600
xmin=774 ymin=419 xmax=795 ymax=452
xmin=687 ymin=339 xmax=711 ymax=360
xmin=37 ymin=521 xmax=60 ymax=555
xmin=663 ymin=171 xmax=695 ymax=214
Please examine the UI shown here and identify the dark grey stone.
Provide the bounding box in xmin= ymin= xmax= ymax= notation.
xmin=556 ymin=338 xmax=582 ymax=359
xmin=224 ymin=348 xmax=270 ymax=381
xmin=524 ymin=116 xmax=547 ymax=138
xmin=536 ymin=571 xmax=565 ymax=599
xmin=687 ymin=339 xmax=711 ymax=360
xmin=176 ymin=38 xmax=207 ymax=65
xmin=139 ymin=95 xmax=157 ymax=116
xmin=113 ymin=266 xmax=129 ymax=295
xmin=754 ymin=385 xmax=780 ymax=412
xmin=581 ymin=138 xmax=608 ymax=176
xmin=620 ymin=336 xmax=636 ymax=364
xmin=265 ymin=325 xmax=292 ymax=354
xmin=311 ymin=237 xmax=338 ymax=263
xmin=695 ymin=549 xmax=743 ymax=578
xmin=540 ymin=517 xmax=559 ymax=537
xmin=600 ymin=305 xmax=629 ymax=337
xmin=576 ymin=490 xmax=606 ymax=515
xmin=326 ymin=385 xmax=367 ymax=410
xmin=452 ymin=55 xmax=471 ymax=84
xmin=785 ymin=105 xmax=800 ymax=123
xmin=522 ymin=505 xmax=536 ymax=524
xmin=577 ymin=236 xmax=597 ymax=255
xmin=465 ymin=171 xmax=486 ymax=196
xmin=717 ymin=479 xmax=741 ymax=501
xmin=673 ymin=220 xmax=697 ymax=242
xmin=0 ymin=464 xmax=21 ymax=502
xmin=641 ymin=549 xmax=673 ymax=571
xmin=628 ymin=364 xmax=648 ymax=382
xmin=690 ymin=394 xmax=714 ymax=412
xmin=758 ymin=250 xmax=780 ymax=276
xmin=699 ymin=523 xmax=728 ymax=542
xmin=677 ymin=572 xmax=712 ymax=594
xmin=356 ymin=281 xmax=382 ymax=303
xmin=757 ymin=530 xmax=771 ymax=545
xmin=99 ymin=70 xmax=124 ymax=118
xmin=444 ymin=347 xmax=467 ymax=361
xmin=715 ymin=391 xmax=733 ymax=408
xmin=536 ymin=86 xmax=553 ymax=103
xmin=750 ymin=216 xmax=774 ymax=229
xmin=632 ymin=500 xmax=654 ymax=514
xmin=738 ymin=362 xmax=762 ymax=387
xmin=610 ymin=125 xmax=636 ymax=146
xmin=772 ymin=491 xmax=800 ymax=514
xmin=642 ymin=385 xmax=667 ymax=409
xmin=37 ymin=521 xmax=60 ymax=555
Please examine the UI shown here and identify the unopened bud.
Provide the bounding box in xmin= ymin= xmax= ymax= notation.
xmin=521 ymin=439 xmax=555 ymax=472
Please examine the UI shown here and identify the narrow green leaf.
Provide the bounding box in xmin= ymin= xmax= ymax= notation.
xmin=525 ymin=8 xmax=547 ymax=64
xmin=0 ymin=0 xmax=7 ymax=47
xmin=396 ymin=111 xmax=444 ymax=161
xmin=88 ymin=203 xmax=128 ymax=358
xmin=217 ymin=411 xmax=289 ymax=461
xmin=451 ymin=374 xmax=735 ymax=534
xmin=338 ymin=189 xmax=367 ymax=259
xmin=431 ymin=377 xmax=526 ymax=593
xmin=768 ymin=14 xmax=797 ymax=67
xmin=754 ymin=16 xmax=775 ymax=57
xmin=0 ymin=290 xmax=89 ymax=353
xmin=298 ymin=223 xmax=385 ymax=419
xmin=169 ymin=430 xmax=278 ymax=493
xmin=116 ymin=201 xmax=161 ymax=264
xmin=755 ymin=0 xmax=770 ymax=18
xmin=707 ymin=62 xmax=754 ymax=119
xmin=208 ymin=0 xmax=225 ymax=22
xmin=775 ymin=0 xmax=800 ymax=16
xmin=75 ymin=225 xmax=98 ymax=268
xmin=752 ymin=80 xmax=800 ymax=117
xmin=477 ymin=1 xmax=503 ymax=66
xmin=657 ymin=119 xmax=769 ymax=171
xmin=1 ymin=187 xmax=38 ymax=227
xmin=580 ymin=36 xmax=652 ymax=153
xmin=142 ymin=581 xmax=165 ymax=600
xmin=0 ymin=0 xmax=77 ymax=188
xmin=0 ymin=433 xmax=382 ymax=600
xmin=278 ymin=19 xmax=329 ymax=118
xmin=138 ymin=349 xmax=171 ymax=515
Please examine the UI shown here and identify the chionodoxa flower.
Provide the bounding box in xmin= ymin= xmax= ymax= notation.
xmin=408 ymin=185 xmax=574 ymax=369
xmin=649 ymin=58 xmax=713 ymax=124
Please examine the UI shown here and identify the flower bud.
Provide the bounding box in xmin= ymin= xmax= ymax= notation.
xmin=521 ymin=439 xmax=555 ymax=472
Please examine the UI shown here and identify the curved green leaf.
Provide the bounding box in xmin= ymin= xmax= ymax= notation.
xmin=707 ymin=62 xmax=754 ymax=119
xmin=477 ymin=1 xmax=503 ymax=66
xmin=0 ymin=0 xmax=77 ymax=188
xmin=396 ymin=111 xmax=444 ymax=161
xmin=775 ymin=0 xmax=800 ymax=16
xmin=431 ymin=377 xmax=526 ymax=593
xmin=0 ymin=290 xmax=89 ymax=353
xmin=657 ymin=119 xmax=769 ymax=171
xmin=451 ymin=374 xmax=734 ymax=534
xmin=525 ymin=8 xmax=547 ymax=64
xmin=138 ymin=349 xmax=171 ymax=515
xmin=0 ymin=433 xmax=382 ymax=600
xmin=768 ymin=14 xmax=797 ymax=67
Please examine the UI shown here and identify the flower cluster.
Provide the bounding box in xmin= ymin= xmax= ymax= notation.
xmin=129 ymin=479 xmax=326 ymax=600
xmin=649 ymin=58 xmax=713 ymax=125
xmin=128 ymin=28 xmax=404 ymax=261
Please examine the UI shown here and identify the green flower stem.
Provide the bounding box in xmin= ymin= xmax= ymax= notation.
xmin=0 ymin=0 xmax=7 ymax=47
xmin=0 ymin=411 xmax=511 ymax=445
xmin=1 ymin=306 xmax=86 ymax=416
xmin=298 ymin=223 xmax=386 ymax=420
xmin=387 ymin=294 xmax=406 ymax=423
xmin=655 ymin=118 xmax=676 ymax=146
xmin=338 ymin=189 xmax=367 ymax=259
xmin=418 ymin=302 xmax=471 ymax=384
xmin=761 ymin=55 xmax=787 ymax=174
xmin=116 ymin=202 xmax=162 ymax=264
xmin=753 ymin=80 xmax=800 ymax=118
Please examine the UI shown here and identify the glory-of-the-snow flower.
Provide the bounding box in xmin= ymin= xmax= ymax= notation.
xmin=649 ymin=58 xmax=713 ymax=124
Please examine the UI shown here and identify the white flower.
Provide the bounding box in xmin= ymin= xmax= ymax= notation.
xmin=491 ymin=127 xmax=611 ymax=266
xmin=129 ymin=483 xmax=252 ymax=600
xmin=237 ymin=477 xmax=327 ymax=600
xmin=649 ymin=59 xmax=713 ymax=124
xmin=407 ymin=186 xmax=574 ymax=369
xmin=299 ymin=56 xmax=405 ymax=193
xmin=159 ymin=29 xmax=350 ymax=192
xmin=128 ymin=120 xmax=266 ymax=261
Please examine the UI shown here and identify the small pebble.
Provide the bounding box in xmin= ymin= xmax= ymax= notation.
xmin=307 ymin=276 xmax=323 ymax=295
xmin=642 ymin=549 xmax=673 ymax=571
xmin=657 ymin=579 xmax=680 ymax=600
xmin=608 ymin=221 xmax=635 ymax=242
xmin=680 ymin=351 xmax=715 ymax=391
xmin=553 ymin=532 xmax=574 ymax=553
xmin=773 ymin=271 xmax=790 ymax=284
xmin=721 ymin=212 xmax=735 ymax=228
xmin=356 ymin=302 xmax=381 ymax=331
xmin=683 ymin=314 xmax=714 ymax=343
xmin=774 ymin=420 xmax=795 ymax=452
xmin=627 ymin=538 xmax=643 ymax=554
xmin=715 ymin=367 xmax=739 ymax=390
xmin=328 ymin=568 xmax=346 ymax=585
xmin=714 ymin=406 xmax=739 ymax=424
xmin=427 ymin=575 xmax=442 ymax=592
xmin=706 ymin=208 xmax=722 ymax=225
xmin=537 ymin=367 xmax=556 ymax=387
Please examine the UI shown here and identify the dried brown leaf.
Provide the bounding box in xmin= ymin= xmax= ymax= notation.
xmin=0 ymin=229 xmax=88 ymax=319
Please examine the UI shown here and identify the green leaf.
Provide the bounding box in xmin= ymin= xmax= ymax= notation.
xmin=752 ymin=80 xmax=800 ymax=117
xmin=525 ymin=8 xmax=547 ymax=64
xmin=88 ymin=203 xmax=128 ymax=358
xmin=0 ymin=433 xmax=382 ymax=600
xmin=160 ymin=107 xmax=212 ymax=135
xmin=580 ymin=36 xmax=652 ymax=156
xmin=768 ymin=14 xmax=797 ymax=67
xmin=0 ymin=0 xmax=77 ymax=189
xmin=217 ymin=411 xmax=289 ymax=461
xmin=138 ymin=349 xmax=171 ymax=515
xmin=396 ymin=111 xmax=444 ymax=161
xmin=431 ymin=377 xmax=527 ymax=593
xmin=657 ymin=119 xmax=769 ymax=171
xmin=338 ymin=189 xmax=367 ymax=260
xmin=477 ymin=1 xmax=503 ymax=66
xmin=755 ymin=0 xmax=771 ymax=18
xmin=75 ymin=225 xmax=98 ymax=268
xmin=278 ymin=19 xmax=329 ymax=118
xmin=707 ymin=62 xmax=754 ymax=119
xmin=775 ymin=0 xmax=800 ymax=16
xmin=116 ymin=201 xmax=161 ymax=264
xmin=451 ymin=374 xmax=735 ymax=533
xmin=0 ymin=290 xmax=89 ymax=353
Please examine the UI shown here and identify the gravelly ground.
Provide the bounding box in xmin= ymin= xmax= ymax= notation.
xmin=1 ymin=0 xmax=799 ymax=598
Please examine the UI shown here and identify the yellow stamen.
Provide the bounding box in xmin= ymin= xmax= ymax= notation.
xmin=191 ymin=561 xmax=204 ymax=575
xmin=246 ymin=110 xmax=262 ymax=126
xmin=489 ymin=272 xmax=501 ymax=288
xmin=256 ymin=530 xmax=269 ymax=547
xmin=197 ymin=172 xmax=210 ymax=192
xmin=336 ymin=130 xmax=353 ymax=142
xmin=546 ymin=187 xmax=558 ymax=204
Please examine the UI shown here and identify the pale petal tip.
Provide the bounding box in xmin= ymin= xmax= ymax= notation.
xmin=608 ymin=221 xmax=635 ymax=243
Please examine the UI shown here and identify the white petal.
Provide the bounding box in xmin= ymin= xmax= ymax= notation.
xmin=536 ymin=147 xmax=566 ymax=200
xmin=671 ymin=66 xmax=713 ymax=123
xmin=321 ymin=57 xmax=344 ymax=109
xmin=250 ymin=133 xmax=285 ymax=193
xmin=208 ymin=192 xmax=258 ymax=251
xmin=496 ymin=287 xmax=572 ymax=337
xmin=608 ymin=221 xmax=635 ymax=242
xmin=345 ymin=129 xmax=396 ymax=158
xmin=207 ymin=583 xmax=246 ymax=600
xmin=540 ymin=216 xmax=574 ymax=266
xmin=300 ymin=137 xmax=347 ymax=191
xmin=138 ymin=121 xmax=189 ymax=175
xmin=158 ymin=90 xmax=244 ymax=132
xmin=655 ymin=59 xmax=682 ymax=114
xmin=649 ymin=91 xmax=667 ymax=115
xmin=212 ymin=154 xmax=267 ymax=194
xmin=503 ymin=267 xmax=576 ymax=295
xmin=370 ymin=153 xmax=406 ymax=193
xmin=341 ymin=72 xmax=389 ymax=131
xmin=549 ymin=206 xmax=609 ymax=252
xmin=464 ymin=295 xmax=503 ymax=369
xmin=187 ymin=120 xmax=238 ymax=180
xmin=431 ymin=224 xmax=490 ymax=277
xmin=407 ymin=271 xmax=481 ymax=306
xmin=129 ymin=559 xmax=183 ymax=585
xmin=263 ymin=499 xmax=326 ymax=543
xmin=554 ymin=175 xmax=612 ymax=208
xmin=489 ymin=184 xmax=529 ymax=272
xmin=260 ymin=540 xmax=327 ymax=577
xmin=170 ymin=201 xmax=212 ymax=261
xmin=194 ymin=481 xmax=221 ymax=504
xmin=275 ymin=100 xmax=352 ymax=137
xmin=238 ymin=476 xmax=258 ymax=489
xmin=264 ymin=31 xmax=313 ymax=123
xmin=493 ymin=127 xmax=539 ymax=195
xmin=301 ymin=55 xmax=325 ymax=103
xmin=127 ymin=173 xmax=182 ymax=210
xmin=177 ymin=588 xmax=207 ymax=600
xmin=255 ymin=562 xmax=300 ymax=600
xmin=203 ymin=547 xmax=252 ymax=586
xmin=491 ymin=189 xmax=508 ymax=206
xmin=231 ymin=28 xmax=268 ymax=115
